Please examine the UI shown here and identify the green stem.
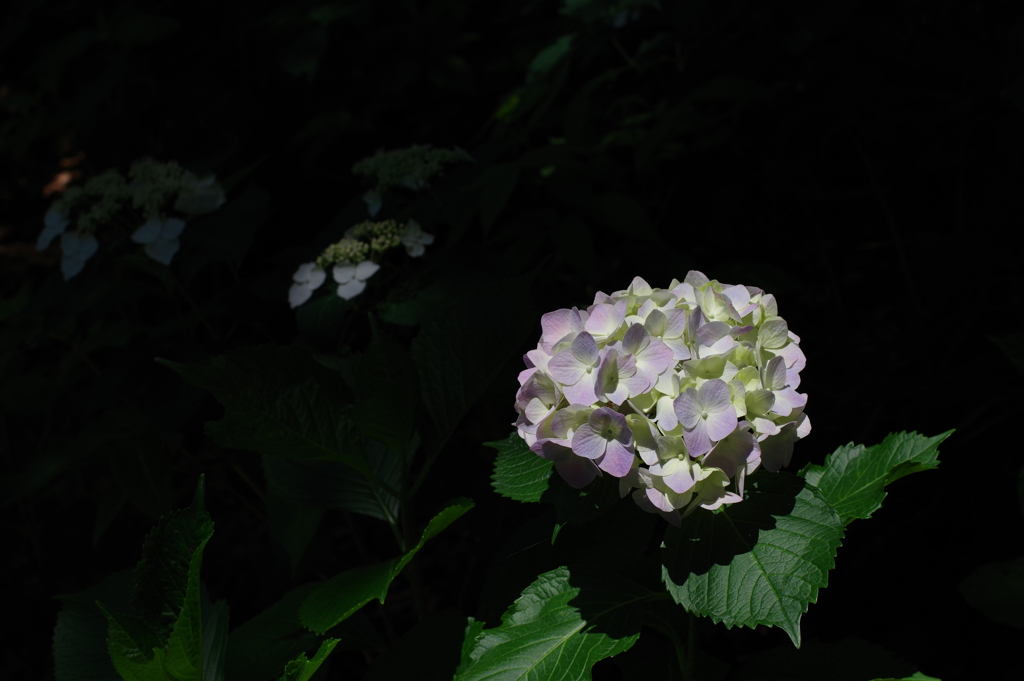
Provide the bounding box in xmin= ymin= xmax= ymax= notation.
xmin=684 ymin=612 xmax=697 ymax=681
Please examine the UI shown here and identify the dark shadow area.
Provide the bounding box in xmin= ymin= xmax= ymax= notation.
xmin=663 ymin=472 xmax=803 ymax=583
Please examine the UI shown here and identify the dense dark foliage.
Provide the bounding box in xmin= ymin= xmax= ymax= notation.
xmin=2 ymin=1 xmax=1021 ymax=679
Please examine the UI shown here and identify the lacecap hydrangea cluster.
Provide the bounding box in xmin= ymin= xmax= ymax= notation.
xmin=289 ymin=219 xmax=435 ymax=308
xmin=353 ymin=144 xmax=474 ymax=217
xmin=514 ymin=272 xmax=809 ymax=525
xmin=36 ymin=158 xmax=225 ymax=279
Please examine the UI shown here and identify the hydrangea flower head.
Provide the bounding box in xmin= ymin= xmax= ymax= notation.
xmin=514 ymin=272 xmax=810 ymax=525
xmin=400 ymin=220 xmax=434 ymax=257
xmin=174 ymin=172 xmax=227 ymax=216
xmin=352 ymin=144 xmax=474 ymax=195
xmin=289 ymin=219 xmax=434 ymax=307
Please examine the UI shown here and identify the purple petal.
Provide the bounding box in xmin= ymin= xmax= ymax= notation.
xmin=662 ymin=466 xmax=697 ymax=495
xmin=696 ymin=321 xmax=729 ymax=347
xmin=705 ymin=406 xmax=738 ymax=442
xmin=704 ymin=429 xmax=755 ymax=478
xmin=673 ymin=389 xmax=702 ymax=429
xmin=554 ymin=456 xmax=601 ymax=489
xmin=645 ymin=487 xmax=676 ymax=513
xmin=598 ymin=439 xmax=635 ymax=477
xmin=622 ymin=323 xmax=650 ymax=354
xmin=586 ymin=299 xmax=626 ymax=339
xmin=698 ymin=379 xmax=732 ymax=413
xmin=548 ymin=348 xmax=586 ymax=386
xmin=682 ymin=418 xmax=712 ymax=457
xmin=570 ymin=331 xmax=599 ymax=365
xmin=571 ymin=424 xmax=607 ymax=459
xmin=561 ymin=371 xmax=598 ymax=405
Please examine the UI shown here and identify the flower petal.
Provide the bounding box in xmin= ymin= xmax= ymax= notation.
xmin=289 ymin=282 xmax=313 ymax=308
xmin=705 ymin=406 xmax=738 ymax=442
xmin=698 ymin=378 xmax=732 ymax=413
xmin=336 ymin=278 xmax=366 ymax=300
xmin=354 ymin=260 xmax=380 ymax=280
xmin=161 ymin=218 xmax=187 ymax=239
xmin=132 ymin=218 xmax=162 ymax=244
xmin=598 ymin=439 xmax=635 ymax=477
xmin=571 ymin=424 xmax=606 ymax=460
xmin=673 ymin=388 xmax=702 ymax=429
xmin=144 ymin=237 xmax=180 ymax=265
xmin=333 ymin=263 xmax=356 ymax=284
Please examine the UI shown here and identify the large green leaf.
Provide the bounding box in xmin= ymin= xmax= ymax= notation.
xmin=661 ymin=472 xmax=843 ymax=647
xmin=798 ymin=430 xmax=952 ymax=524
xmin=456 ymin=566 xmax=650 ymax=681
xmin=157 ymin=346 xmax=374 ymax=480
xmin=224 ymin=585 xmax=320 ymax=681
xmin=300 ymin=499 xmax=473 ymax=634
xmin=53 ymin=571 xmax=134 ymax=681
xmin=486 ymin=432 xmax=553 ymax=503
xmin=262 ymin=439 xmax=400 ymax=523
xmin=411 ymin=276 xmax=534 ymax=458
xmin=98 ymin=477 xmax=215 ymax=681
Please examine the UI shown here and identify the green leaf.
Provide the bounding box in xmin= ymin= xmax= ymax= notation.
xmin=53 ymin=571 xmax=134 ymax=681
xmin=479 ymin=164 xmax=520 ymax=234
xmin=157 ymin=346 xmax=373 ymax=478
xmin=266 ymin=493 xmax=325 ymax=577
xmin=225 ymin=585 xmax=321 ymax=681
xmin=958 ymin=555 xmax=1024 ymax=628
xmin=262 ymin=443 xmax=400 ymax=523
xmin=456 ymin=566 xmax=648 ymax=681
xmin=295 ymin=294 xmax=350 ymax=350
xmin=527 ymin=34 xmax=575 ymax=83
xmin=872 ymin=674 xmax=941 ymax=681
xmin=735 ymin=638 xmax=915 ymax=681
xmin=486 ymin=432 xmax=553 ymax=503
xmin=99 ymin=476 xmax=215 ymax=681
xmin=345 ymin=319 xmax=419 ymax=456
xmin=798 ymin=431 xmax=953 ymax=524
xmin=412 ymin=276 xmax=535 ymax=455
xmin=300 ymin=499 xmax=473 ymax=634
xmin=278 ymin=639 xmax=340 ymax=681
xmin=661 ymin=472 xmax=844 ymax=647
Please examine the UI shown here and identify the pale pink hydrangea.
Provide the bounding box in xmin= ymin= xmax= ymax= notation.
xmin=513 ymin=272 xmax=810 ymax=525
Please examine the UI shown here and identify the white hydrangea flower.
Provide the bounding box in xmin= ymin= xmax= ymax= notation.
xmin=333 ymin=260 xmax=380 ymax=300
xmin=514 ymin=272 xmax=810 ymax=525
xmin=400 ymin=220 xmax=434 ymax=257
xmin=132 ymin=217 xmax=186 ymax=265
xmin=60 ymin=232 xmax=99 ymax=280
xmin=38 ymin=206 xmax=71 ymax=251
xmin=173 ymin=172 xmax=226 ymax=216
xmin=289 ymin=263 xmax=327 ymax=308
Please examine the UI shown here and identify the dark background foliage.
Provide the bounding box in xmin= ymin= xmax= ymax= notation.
xmin=2 ymin=0 xmax=1021 ymax=679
